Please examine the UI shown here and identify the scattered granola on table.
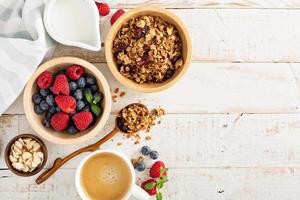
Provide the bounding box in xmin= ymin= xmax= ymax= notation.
xmin=112 ymin=15 xmax=183 ymax=84
xmin=119 ymin=91 xmax=126 ymax=97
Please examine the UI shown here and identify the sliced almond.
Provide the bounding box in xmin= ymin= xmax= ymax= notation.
xmin=32 ymin=142 xmax=41 ymax=152
xmin=36 ymin=152 xmax=44 ymax=159
xmin=18 ymin=138 xmax=24 ymax=146
xmin=22 ymin=165 xmax=29 ymax=173
xmin=13 ymin=147 xmax=22 ymax=156
xmin=26 ymin=141 xmax=34 ymax=150
xmin=14 ymin=141 xmax=23 ymax=149
xmin=18 ymin=157 xmax=23 ymax=163
xmin=31 ymin=161 xmax=39 ymax=168
xmin=33 ymin=153 xmax=41 ymax=165
xmin=25 ymin=159 xmax=32 ymax=168
xmin=23 ymin=138 xmax=32 ymax=145
xmin=136 ymin=20 xmax=145 ymax=28
xmin=12 ymin=162 xmax=24 ymax=171
xmin=9 ymin=155 xmax=17 ymax=163
xmin=22 ymin=152 xmax=32 ymax=160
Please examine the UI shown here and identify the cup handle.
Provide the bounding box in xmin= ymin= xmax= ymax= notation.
xmin=132 ymin=184 xmax=150 ymax=200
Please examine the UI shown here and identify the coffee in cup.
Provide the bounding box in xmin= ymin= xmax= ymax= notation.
xmin=76 ymin=150 xmax=149 ymax=200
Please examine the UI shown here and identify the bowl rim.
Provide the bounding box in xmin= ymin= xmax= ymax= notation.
xmin=105 ymin=6 xmax=192 ymax=93
xmin=23 ymin=57 xmax=112 ymax=144
xmin=4 ymin=133 xmax=48 ymax=177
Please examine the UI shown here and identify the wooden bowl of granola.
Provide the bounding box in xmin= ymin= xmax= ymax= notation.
xmin=106 ymin=6 xmax=192 ymax=93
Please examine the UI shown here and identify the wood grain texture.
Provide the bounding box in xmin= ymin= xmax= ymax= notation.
xmin=106 ymin=0 xmax=300 ymax=8
xmin=2 ymin=114 xmax=300 ymax=169
xmin=2 ymin=114 xmax=300 ymax=199
xmin=1 ymin=167 xmax=300 ymax=200
xmin=4 ymin=63 xmax=300 ymax=115
xmin=54 ymin=9 xmax=300 ymax=63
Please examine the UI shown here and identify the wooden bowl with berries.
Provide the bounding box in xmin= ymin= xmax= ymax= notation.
xmin=23 ymin=57 xmax=112 ymax=144
xmin=106 ymin=6 xmax=192 ymax=93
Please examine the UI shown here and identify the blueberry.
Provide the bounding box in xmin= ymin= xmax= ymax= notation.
xmin=46 ymin=95 xmax=55 ymax=106
xmin=55 ymin=106 xmax=61 ymax=112
xmin=48 ymin=106 xmax=56 ymax=114
xmin=77 ymin=77 xmax=86 ymax=88
xmin=76 ymin=100 xmax=85 ymax=111
xmin=86 ymin=76 xmax=96 ymax=85
xmin=134 ymin=161 xmax=146 ymax=172
xmin=46 ymin=112 xmax=53 ymax=119
xmin=39 ymin=88 xmax=50 ymax=97
xmin=74 ymin=89 xmax=83 ymax=100
xmin=32 ymin=93 xmax=42 ymax=104
xmin=40 ymin=100 xmax=50 ymax=111
xmin=42 ymin=118 xmax=51 ymax=128
xmin=34 ymin=105 xmax=44 ymax=115
xmin=141 ymin=146 xmax=151 ymax=156
xmin=84 ymin=88 xmax=92 ymax=94
xmin=82 ymin=106 xmax=90 ymax=112
xmin=90 ymin=84 xmax=98 ymax=92
xmin=116 ymin=117 xmax=128 ymax=133
xmin=149 ymin=151 xmax=159 ymax=160
xmin=67 ymin=125 xmax=78 ymax=134
xmin=69 ymin=81 xmax=78 ymax=91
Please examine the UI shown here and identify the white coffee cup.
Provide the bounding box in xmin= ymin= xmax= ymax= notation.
xmin=75 ymin=150 xmax=150 ymax=200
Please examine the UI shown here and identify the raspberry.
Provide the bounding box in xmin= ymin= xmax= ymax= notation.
xmin=50 ymin=112 xmax=69 ymax=131
xmin=73 ymin=112 xmax=93 ymax=131
xmin=55 ymin=95 xmax=76 ymax=113
xmin=52 ymin=74 xmax=70 ymax=95
xmin=111 ymin=9 xmax=125 ymax=25
xmin=96 ymin=2 xmax=110 ymax=16
xmin=141 ymin=179 xmax=157 ymax=196
xmin=37 ymin=71 xmax=53 ymax=89
xmin=66 ymin=65 xmax=84 ymax=80
xmin=149 ymin=161 xmax=167 ymax=178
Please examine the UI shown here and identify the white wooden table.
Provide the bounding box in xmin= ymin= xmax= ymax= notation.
xmin=2 ymin=1 xmax=300 ymax=199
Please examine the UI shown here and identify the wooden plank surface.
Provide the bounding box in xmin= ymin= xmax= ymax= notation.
xmin=1 ymin=167 xmax=300 ymax=200
xmin=3 ymin=2 xmax=300 ymax=200
xmin=103 ymin=0 xmax=300 ymax=8
xmin=2 ymin=114 xmax=300 ymax=169
xmin=2 ymin=114 xmax=300 ymax=199
xmin=54 ymin=9 xmax=300 ymax=63
xmin=4 ymin=63 xmax=300 ymax=115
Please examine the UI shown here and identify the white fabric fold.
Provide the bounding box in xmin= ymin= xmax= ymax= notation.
xmin=0 ymin=0 xmax=55 ymax=115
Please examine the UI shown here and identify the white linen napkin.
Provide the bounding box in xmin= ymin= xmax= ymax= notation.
xmin=0 ymin=0 xmax=55 ymax=115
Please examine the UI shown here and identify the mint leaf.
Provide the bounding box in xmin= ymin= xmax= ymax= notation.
xmin=84 ymin=89 xmax=93 ymax=103
xmin=160 ymin=167 xmax=168 ymax=176
xmin=157 ymin=181 xmax=164 ymax=189
xmin=93 ymin=95 xmax=101 ymax=104
xmin=91 ymin=104 xmax=102 ymax=116
xmin=156 ymin=192 xmax=162 ymax=200
xmin=144 ymin=182 xmax=156 ymax=190
xmin=160 ymin=175 xmax=168 ymax=183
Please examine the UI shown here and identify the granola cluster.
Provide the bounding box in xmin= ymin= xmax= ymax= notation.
xmin=116 ymin=104 xmax=165 ymax=133
xmin=112 ymin=15 xmax=183 ymax=84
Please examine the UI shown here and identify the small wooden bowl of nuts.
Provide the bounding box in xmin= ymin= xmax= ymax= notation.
xmin=4 ymin=134 xmax=48 ymax=177
xmin=106 ymin=6 xmax=192 ymax=93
